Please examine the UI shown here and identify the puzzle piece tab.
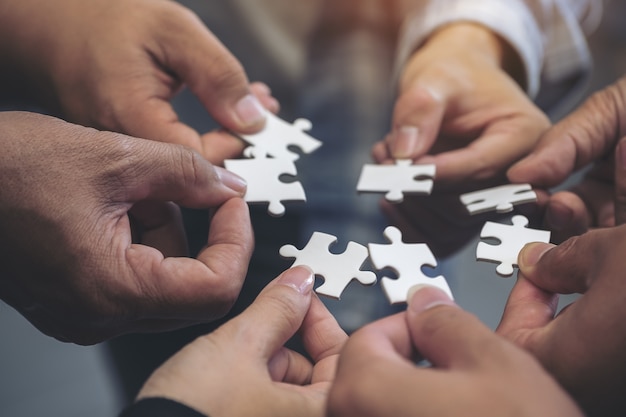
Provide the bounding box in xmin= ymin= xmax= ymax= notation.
xmin=356 ymin=160 xmax=436 ymax=203
xmin=237 ymin=111 xmax=322 ymax=161
xmin=224 ymin=154 xmax=305 ymax=217
xmin=368 ymin=226 xmax=452 ymax=304
xmin=477 ymin=215 xmax=550 ymax=277
xmin=460 ymin=184 xmax=537 ymax=215
xmin=279 ymin=232 xmax=376 ymax=299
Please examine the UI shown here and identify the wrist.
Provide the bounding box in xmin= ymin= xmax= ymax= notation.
xmin=421 ymin=22 xmax=525 ymax=89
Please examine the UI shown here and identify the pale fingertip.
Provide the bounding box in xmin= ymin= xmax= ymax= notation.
xmin=277 ymin=266 xmax=314 ymax=294
xmin=407 ymin=284 xmax=456 ymax=313
xmin=391 ymin=125 xmax=420 ymax=159
xmin=518 ymin=242 xmax=554 ymax=268
xmin=234 ymin=94 xmax=266 ymax=128
xmin=215 ymin=166 xmax=247 ymax=195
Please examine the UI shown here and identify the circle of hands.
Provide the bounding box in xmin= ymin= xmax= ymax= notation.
xmin=1 ymin=1 xmax=624 ymax=416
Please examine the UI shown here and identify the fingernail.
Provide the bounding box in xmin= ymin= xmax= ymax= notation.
xmin=392 ymin=126 xmax=419 ymax=159
xmin=216 ymin=166 xmax=247 ymax=195
xmin=545 ymin=202 xmax=573 ymax=231
xmin=407 ymin=284 xmax=456 ymax=313
xmin=278 ymin=266 xmax=314 ymax=294
xmin=518 ymin=242 xmax=554 ymax=268
xmin=235 ymin=94 xmax=266 ymax=128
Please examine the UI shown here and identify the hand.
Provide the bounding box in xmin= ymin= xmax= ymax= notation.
xmin=0 ymin=0 xmax=279 ymax=164
xmin=374 ymin=22 xmax=549 ymax=187
xmin=328 ymin=285 xmax=582 ymax=417
xmin=497 ymin=225 xmax=626 ymax=417
xmin=0 ymin=112 xmax=254 ymax=345
xmin=508 ymin=76 xmax=626 ymax=242
xmin=136 ymin=266 xmax=347 ymax=417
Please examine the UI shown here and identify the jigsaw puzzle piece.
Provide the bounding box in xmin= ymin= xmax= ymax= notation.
xmin=279 ymin=232 xmax=376 ymax=299
xmin=224 ymin=154 xmax=306 ymax=217
xmin=238 ymin=111 xmax=322 ymax=161
xmin=368 ymin=226 xmax=452 ymax=304
xmin=356 ymin=160 xmax=436 ymax=203
xmin=476 ymin=215 xmax=551 ymax=276
xmin=460 ymin=184 xmax=537 ymax=215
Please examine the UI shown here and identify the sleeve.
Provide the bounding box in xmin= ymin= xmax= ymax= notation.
xmin=394 ymin=0 xmax=602 ymax=111
xmin=119 ymin=397 xmax=208 ymax=417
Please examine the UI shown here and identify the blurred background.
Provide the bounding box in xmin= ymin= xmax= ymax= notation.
xmin=2 ymin=1 xmax=626 ymax=416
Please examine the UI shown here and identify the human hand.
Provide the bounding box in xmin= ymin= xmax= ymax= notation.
xmin=0 ymin=0 xmax=278 ymax=164
xmin=0 ymin=112 xmax=254 ymax=345
xmin=497 ymin=225 xmax=626 ymax=417
xmin=328 ymin=285 xmax=582 ymax=417
xmin=374 ymin=22 xmax=549 ymax=187
xmin=136 ymin=266 xmax=347 ymax=417
xmin=508 ymin=76 xmax=626 ymax=242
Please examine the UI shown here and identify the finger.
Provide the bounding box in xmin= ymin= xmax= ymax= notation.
xmin=387 ymin=84 xmax=446 ymax=159
xmin=250 ymin=82 xmax=280 ymax=115
xmin=423 ymin=118 xmax=541 ymax=184
xmin=116 ymin=136 xmax=246 ymax=207
xmin=154 ymin=4 xmax=266 ymax=133
xmin=496 ymin=276 xmax=558 ymax=345
xmin=508 ymin=79 xmax=626 ymax=187
xmin=543 ymin=191 xmax=591 ymax=243
xmin=227 ymin=266 xmax=315 ymax=359
xmin=615 ymin=138 xmax=626 ymax=225
xmin=125 ymin=198 xmax=253 ymax=320
xmin=267 ymin=347 xmax=314 ymax=385
xmin=517 ymin=231 xmax=611 ymax=294
xmin=129 ymin=201 xmax=188 ymax=257
xmin=406 ymin=285 xmax=506 ymax=369
xmin=199 ymin=130 xmax=247 ymax=165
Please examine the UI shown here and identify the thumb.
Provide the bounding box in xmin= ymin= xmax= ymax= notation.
xmin=224 ymin=266 xmax=315 ymax=359
xmin=118 ymin=137 xmax=246 ymax=208
xmin=387 ymin=84 xmax=446 ymax=159
xmin=508 ymin=77 xmax=626 ymax=187
xmin=517 ymin=233 xmax=608 ymax=294
xmin=406 ymin=285 xmax=505 ymax=368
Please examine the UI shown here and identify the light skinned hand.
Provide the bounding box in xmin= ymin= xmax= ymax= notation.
xmin=137 ymin=266 xmax=347 ymax=417
xmin=508 ymin=76 xmax=626 ymax=242
xmin=497 ymin=225 xmax=626 ymax=417
xmin=0 ymin=112 xmax=254 ymax=345
xmin=0 ymin=0 xmax=279 ymax=164
xmin=328 ymin=285 xmax=582 ymax=417
xmin=374 ymin=22 xmax=549 ymax=187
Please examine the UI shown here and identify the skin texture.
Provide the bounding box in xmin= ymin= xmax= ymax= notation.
xmin=374 ymin=22 xmax=549 ymax=187
xmin=0 ymin=112 xmax=254 ymax=345
xmin=508 ymin=76 xmax=626 ymax=242
xmin=374 ymin=23 xmax=550 ymax=251
xmin=0 ymin=0 xmax=278 ymax=164
xmin=498 ymin=226 xmax=626 ymax=417
xmin=328 ymin=286 xmax=582 ymax=417
xmin=137 ymin=266 xmax=348 ymax=417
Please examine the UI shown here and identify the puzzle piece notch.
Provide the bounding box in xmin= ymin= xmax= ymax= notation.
xmin=224 ymin=154 xmax=306 ymax=217
xmin=238 ymin=111 xmax=322 ymax=161
xmin=279 ymin=232 xmax=376 ymax=299
xmin=356 ymin=160 xmax=436 ymax=203
xmin=476 ymin=215 xmax=551 ymax=277
xmin=460 ymin=184 xmax=537 ymax=215
xmin=368 ymin=226 xmax=452 ymax=304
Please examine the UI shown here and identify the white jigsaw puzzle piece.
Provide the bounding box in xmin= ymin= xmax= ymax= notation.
xmin=238 ymin=111 xmax=322 ymax=161
xmin=460 ymin=184 xmax=537 ymax=215
xmin=368 ymin=226 xmax=452 ymax=304
xmin=279 ymin=232 xmax=376 ymax=299
xmin=356 ymin=160 xmax=436 ymax=203
xmin=476 ymin=215 xmax=550 ymax=277
xmin=224 ymin=154 xmax=305 ymax=217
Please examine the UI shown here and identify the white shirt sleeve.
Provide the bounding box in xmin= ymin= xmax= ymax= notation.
xmin=395 ymin=0 xmax=602 ymax=110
